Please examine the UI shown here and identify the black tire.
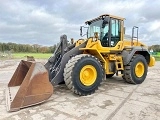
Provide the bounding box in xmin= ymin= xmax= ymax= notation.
xmin=123 ymin=55 xmax=148 ymax=84
xmin=63 ymin=54 xmax=104 ymax=95
xmin=106 ymin=74 xmax=114 ymax=78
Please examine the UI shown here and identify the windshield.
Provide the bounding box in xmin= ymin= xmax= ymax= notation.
xmin=87 ymin=20 xmax=109 ymax=40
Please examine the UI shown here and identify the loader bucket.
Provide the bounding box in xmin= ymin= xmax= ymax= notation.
xmin=5 ymin=60 xmax=53 ymax=111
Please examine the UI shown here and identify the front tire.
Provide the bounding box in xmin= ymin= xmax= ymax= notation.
xmin=63 ymin=54 xmax=104 ymax=95
xmin=123 ymin=55 xmax=148 ymax=84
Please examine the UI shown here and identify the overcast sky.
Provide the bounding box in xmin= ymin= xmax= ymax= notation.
xmin=0 ymin=0 xmax=160 ymax=46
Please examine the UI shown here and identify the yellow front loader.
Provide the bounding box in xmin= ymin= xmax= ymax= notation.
xmin=6 ymin=14 xmax=155 ymax=111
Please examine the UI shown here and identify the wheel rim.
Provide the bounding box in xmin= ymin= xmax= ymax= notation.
xmin=80 ymin=65 xmax=97 ymax=86
xmin=135 ymin=62 xmax=145 ymax=77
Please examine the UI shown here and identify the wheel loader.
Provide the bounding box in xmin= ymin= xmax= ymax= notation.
xmin=5 ymin=14 xmax=155 ymax=111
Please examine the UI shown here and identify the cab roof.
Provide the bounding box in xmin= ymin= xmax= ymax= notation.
xmin=85 ymin=14 xmax=125 ymax=25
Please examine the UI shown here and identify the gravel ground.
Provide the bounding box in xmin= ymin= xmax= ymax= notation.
xmin=0 ymin=59 xmax=160 ymax=120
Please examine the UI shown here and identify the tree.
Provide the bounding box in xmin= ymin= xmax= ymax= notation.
xmin=0 ymin=42 xmax=57 ymax=53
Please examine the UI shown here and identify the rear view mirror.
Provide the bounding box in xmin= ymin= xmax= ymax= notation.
xmin=80 ymin=26 xmax=83 ymax=36
xmin=80 ymin=26 xmax=88 ymax=37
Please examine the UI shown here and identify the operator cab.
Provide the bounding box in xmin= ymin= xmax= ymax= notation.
xmin=85 ymin=14 xmax=125 ymax=47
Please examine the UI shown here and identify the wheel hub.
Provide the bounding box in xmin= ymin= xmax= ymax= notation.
xmin=135 ymin=62 xmax=144 ymax=77
xmin=83 ymin=71 xmax=89 ymax=77
xmin=80 ymin=65 xmax=97 ymax=86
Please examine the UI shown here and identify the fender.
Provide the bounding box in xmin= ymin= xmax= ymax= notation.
xmin=122 ymin=46 xmax=150 ymax=65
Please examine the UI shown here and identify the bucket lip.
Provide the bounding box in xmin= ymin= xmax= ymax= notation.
xmin=5 ymin=86 xmax=53 ymax=112
xmin=5 ymin=87 xmax=20 ymax=112
xmin=5 ymin=87 xmax=10 ymax=111
xmin=21 ymin=60 xmax=42 ymax=64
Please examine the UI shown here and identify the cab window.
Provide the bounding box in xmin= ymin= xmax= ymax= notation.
xmin=111 ymin=19 xmax=121 ymax=46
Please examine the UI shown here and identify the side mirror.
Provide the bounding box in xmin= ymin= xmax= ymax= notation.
xmin=80 ymin=26 xmax=83 ymax=36
xmin=80 ymin=26 xmax=88 ymax=37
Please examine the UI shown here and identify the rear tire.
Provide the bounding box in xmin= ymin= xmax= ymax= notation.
xmin=63 ymin=54 xmax=104 ymax=95
xmin=123 ymin=55 xmax=148 ymax=84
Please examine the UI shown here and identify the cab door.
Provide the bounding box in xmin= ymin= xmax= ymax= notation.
xmin=101 ymin=18 xmax=121 ymax=47
xmin=110 ymin=18 xmax=121 ymax=47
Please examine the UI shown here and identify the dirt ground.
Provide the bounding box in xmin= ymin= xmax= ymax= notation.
xmin=0 ymin=59 xmax=160 ymax=120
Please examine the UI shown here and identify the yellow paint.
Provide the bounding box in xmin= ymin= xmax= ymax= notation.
xmin=115 ymin=56 xmax=124 ymax=70
xmin=80 ymin=48 xmax=107 ymax=70
xmin=80 ymin=65 xmax=97 ymax=86
xmin=109 ymin=54 xmax=116 ymax=60
xmin=75 ymin=39 xmax=85 ymax=47
xmin=149 ymin=56 xmax=155 ymax=67
xmin=122 ymin=40 xmax=147 ymax=48
xmin=77 ymin=14 xmax=155 ymax=76
xmin=135 ymin=62 xmax=145 ymax=77
xmin=104 ymin=56 xmax=114 ymax=74
xmin=80 ymin=47 xmax=116 ymax=74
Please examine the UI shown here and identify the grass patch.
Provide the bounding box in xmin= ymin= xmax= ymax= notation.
xmin=157 ymin=52 xmax=160 ymax=55
xmin=3 ymin=53 xmax=160 ymax=61
xmin=12 ymin=53 xmax=52 ymax=59
xmin=154 ymin=56 xmax=160 ymax=61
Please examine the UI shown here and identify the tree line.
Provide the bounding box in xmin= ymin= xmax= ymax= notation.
xmin=0 ymin=42 xmax=57 ymax=53
xmin=0 ymin=42 xmax=160 ymax=53
xmin=149 ymin=45 xmax=160 ymax=52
